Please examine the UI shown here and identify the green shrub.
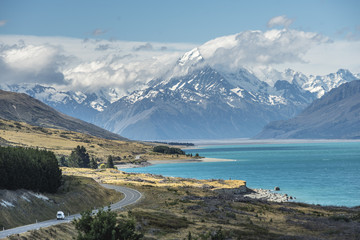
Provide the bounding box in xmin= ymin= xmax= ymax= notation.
xmin=73 ymin=207 xmax=142 ymax=240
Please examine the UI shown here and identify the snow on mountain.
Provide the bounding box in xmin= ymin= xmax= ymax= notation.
xmin=249 ymin=67 xmax=359 ymax=98
xmin=178 ymin=47 xmax=204 ymax=67
xmin=92 ymin=41 xmax=359 ymax=140
xmin=304 ymin=69 xmax=359 ymax=98
xmin=0 ymin=83 xmax=113 ymax=122
xmin=94 ymin=62 xmax=319 ymax=140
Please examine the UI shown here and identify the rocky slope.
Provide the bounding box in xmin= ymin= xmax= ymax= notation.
xmin=256 ymin=80 xmax=360 ymax=139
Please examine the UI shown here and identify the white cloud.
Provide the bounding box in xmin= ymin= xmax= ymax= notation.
xmin=267 ymin=15 xmax=294 ymax=28
xmin=198 ymin=29 xmax=330 ymax=73
xmin=3 ymin=44 xmax=57 ymax=72
xmin=0 ymin=28 xmax=359 ymax=97
xmin=133 ymin=42 xmax=153 ymax=51
xmin=0 ymin=42 xmax=66 ymax=84
xmin=64 ymin=51 xmax=182 ymax=95
xmin=0 ymin=35 xmax=196 ymax=95
xmin=278 ymin=40 xmax=360 ymax=75
xmin=95 ymin=44 xmax=110 ymax=51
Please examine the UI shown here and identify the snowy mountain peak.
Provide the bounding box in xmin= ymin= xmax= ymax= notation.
xmin=335 ymin=69 xmax=358 ymax=80
xmin=304 ymin=69 xmax=360 ymax=98
xmin=94 ymin=63 xmax=320 ymax=140
xmin=177 ymin=48 xmax=203 ymax=66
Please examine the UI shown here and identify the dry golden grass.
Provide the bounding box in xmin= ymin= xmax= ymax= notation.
xmin=0 ymin=119 xmax=200 ymax=164
xmin=0 ymin=119 xmax=151 ymax=160
xmin=62 ymin=167 xmax=246 ymax=191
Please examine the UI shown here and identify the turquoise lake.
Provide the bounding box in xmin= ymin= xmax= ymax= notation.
xmin=123 ymin=142 xmax=360 ymax=207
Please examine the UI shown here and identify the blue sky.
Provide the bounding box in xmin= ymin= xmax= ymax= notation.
xmin=1 ymin=0 xmax=359 ymax=43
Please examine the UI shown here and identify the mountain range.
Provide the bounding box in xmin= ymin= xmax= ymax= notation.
xmin=256 ymin=80 xmax=360 ymax=139
xmin=0 ymin=90 xmax=126 ymax=141
xmin=1 ymin=36 xmax=359 ymax=140
xmin=0 ymin=83 xmax=120 ymax=122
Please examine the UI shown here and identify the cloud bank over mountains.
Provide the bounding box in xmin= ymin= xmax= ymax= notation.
xmin=0 ymin=43 xmax=66 ymax=85
xmin=197 ymin=29 xmax=329 ymax=73
xmin=1 ymin=18 xmax=360 ymax=97
xmin=0 ymin=36 xmax=196 ymax=96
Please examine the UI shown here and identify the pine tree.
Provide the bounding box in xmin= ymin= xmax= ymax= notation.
xmin=90 ymin=157 xmax=98 ymax=169
xmin=106 ymin=155 xmax=114 ymax=168
xmin=59 ymin=156 xmax=68 ymax=167
xmin=68 ymin=146 xmax=90 ymax=168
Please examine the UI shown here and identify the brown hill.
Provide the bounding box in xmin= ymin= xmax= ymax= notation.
xmin=0 ymin=89 xmax=126 ymax=140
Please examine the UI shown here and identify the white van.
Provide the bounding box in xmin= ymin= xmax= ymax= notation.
xmin=57 ymin=211 xmax=65 ymax=220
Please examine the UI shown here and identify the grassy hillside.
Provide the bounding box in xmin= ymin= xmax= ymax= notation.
xmin=0 ymin=118 xmax=194 ymax=163
xmin=62 ymin=167 xmax=246 ymax=190
xmin=0 ymin=175 xmax=122 ymax=229
xmin=0 ymin=118 xmax=151 ymax=161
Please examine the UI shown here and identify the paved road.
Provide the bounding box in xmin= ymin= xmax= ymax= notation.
xmin=0 ymin=185 xmax=142 ymax=239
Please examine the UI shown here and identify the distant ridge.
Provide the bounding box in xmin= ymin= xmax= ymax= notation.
xmin=0 ymin=90 xmax=126 ymax=141
xmin=256 ymin=80 xmax=360 ymax=139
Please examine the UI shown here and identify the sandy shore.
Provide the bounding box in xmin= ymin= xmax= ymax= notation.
xmin=116 ymin=157 xmax=234 ymax=169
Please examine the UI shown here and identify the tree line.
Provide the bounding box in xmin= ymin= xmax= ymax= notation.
xmin=59 ymin=145 xmax=115 ymax=169
xmin=153 ymin=146 xmax=185 ymax=155
xmin=0 ymin=146 xmax=62 ymax=193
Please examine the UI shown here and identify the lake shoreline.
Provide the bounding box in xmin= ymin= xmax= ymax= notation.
xmin=183 ymin=138 xmax=360 ymax=149
xmin=119 ymin=141 xmax=360 ymax=207
xmin=116 ymin=158 xmax=294 ymax=204
xmin=116 ymin=157 xmax=235 ymax=169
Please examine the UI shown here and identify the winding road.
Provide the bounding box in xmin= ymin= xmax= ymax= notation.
xmin=0 ymin=185 xmax=142 ymax=239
